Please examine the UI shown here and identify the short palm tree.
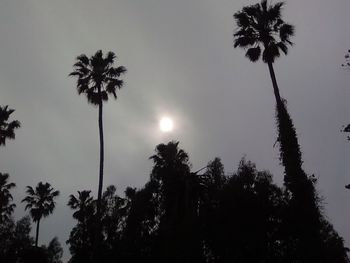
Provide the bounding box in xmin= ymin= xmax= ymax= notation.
xmin=0 ymin=173 xmax=16 ymax=223
xmin=22 ymin=182 xmax=59 ymax=246
xmin=68 ymin=190 xmax=94 ymax=223
xmin=68 ymin=190 xmax=95 ymax=250
xmin=233 ymin=0 xmax=294 ymax=105
xmin=69 ymin=50 xmax=126 ymax=218
xmin=0 ymin=105 xmax=20 ymax=146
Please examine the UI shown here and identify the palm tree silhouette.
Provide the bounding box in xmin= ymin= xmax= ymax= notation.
xmin=68 ymin=190 xmax=95 ymax=254
xmin=21 ymin=182 xmax=59 ymax=247
xmin=0 ymin=105 xmax=20 ymax=146
xmin=233 ymin=0 xmax=294 ymax=105
xmin=233 ymin=0 xmax=303 ymax=193
xmin=69 ymin=50 xmax=126 ymax=218
xmin=0 ymin=173 xmax=16 ymax=223
xmin=68 ymin=190 xmax=94 ymax=222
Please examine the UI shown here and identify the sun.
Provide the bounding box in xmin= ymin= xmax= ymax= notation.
xmin=159 ymin=117 xmax=174 ymax=132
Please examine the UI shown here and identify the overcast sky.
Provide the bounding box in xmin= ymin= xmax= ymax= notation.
xmin=0 ymin=0 xmax=349 ymax=261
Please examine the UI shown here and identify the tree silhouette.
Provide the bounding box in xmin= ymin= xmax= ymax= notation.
xmin=67 ymin=186 xmax=129 ymax=263
xmin=68 ymin=190 xmax=94 ymax=223
xmin=100 ymin=185 xmax=127 ymax=247
xmin=201 ymin=158 xmax=286 ymax=263
xmin=121 ymin=182 xmax=160 ymax=263
xmin=0 ymin=216 xmax=34 ymax=263
xmin=0 ymin=173 xmax=16 ymax=223
xmin=233 ymin=3 xmax=325 ymax=261
xmin=44 ymin=237 xmax=63 ymax=263
xmin=149 ymin=141 xmax=203 ymax=263
xmin=0 ymin=105 xmax=20 ymax=146
xmin=232 ymin=0 xmax=310 ymax=197
xmin=22 ymin=182 xmax=59 ymax=247
xmin=69 ymin=50 xmax=127 ymax=223
xmin=67 ymin=190 xmax=95 ymax=263
xmin=149 ymin=141 xmax=191 ymax=230
xmin=233 ymin=0 xmax=294 ymax=106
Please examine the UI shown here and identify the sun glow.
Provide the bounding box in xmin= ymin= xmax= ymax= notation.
xmin=159 ymin=117 xmax=174 ymax=132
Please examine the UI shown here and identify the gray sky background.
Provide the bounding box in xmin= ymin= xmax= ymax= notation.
xmin=0 ymin=0 xmax=349 ymax=261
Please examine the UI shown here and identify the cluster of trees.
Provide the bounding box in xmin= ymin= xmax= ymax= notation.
xmin=0 ymin=0 xmax=349 ymax=262
xmin=0 ymin=106 xmax=62 ymax=263
xmin=1 ymin=140 xmax=349 ymax=263
xmin=64 ymin=141 xmax=349 ymax=263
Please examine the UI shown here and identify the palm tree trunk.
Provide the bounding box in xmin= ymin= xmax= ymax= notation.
xmin=92 ymin=95 xmax=104 ymax=263
xmin=267 ymin=62 xmax=282 ymax=105
xmin=35 ymin=218 xmax=40 ymax=247
xmin=97 ymin=100 xmax=104 ymax=216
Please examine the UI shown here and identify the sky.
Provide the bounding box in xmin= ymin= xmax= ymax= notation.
xmin=0 ymin=0 xmax=349 ymax=261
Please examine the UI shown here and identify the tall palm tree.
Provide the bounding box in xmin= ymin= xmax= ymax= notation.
xmin=69 ymin=50 xmax=126 ymax=218
xmin=233 ymin=0 xmax=294 ymax=105
xmin=233 ymin=3 xmax=326 ymax=260
xmin=0 ymin=105 xmax=20 ymax=146
xmin=0 ymin=173 xmax=16 ymax=223
xmin=233 ymin=0 xmax=303 ymax=191
xmin=22 ymin=182 xmax=59 ymax=246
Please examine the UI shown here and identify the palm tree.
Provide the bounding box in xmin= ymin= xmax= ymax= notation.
xmin=0 ymin=173 xmax=16 ymax=223
xmin=68 ymin=190 xmax=94 ymax=223
xmin=67 ymin=190 xmax=95 ymax=259
xmin=233 ymin=0 xmax=294 ymax=105
xmin=21 ymin=182 xmax=59 ymax=246
xmin=0 ymin=105 xmax=20 ymax=146
xmin=233 ymin=3 xmax=328 ymax=260
xmin=150 ymin=142 xmax=204 ymax=263
xmin=233 ymin=0 xmax=304 ymax=192
xmin=69 ymin=50 xmax=126 ymax=218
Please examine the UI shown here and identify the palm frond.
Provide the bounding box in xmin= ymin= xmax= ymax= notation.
xmin=246 ymin=46 xmax=262 ymax=62
xmin=77 ymin=54 xmax=89 ymax=66
xmin=106 ymin=79 xmax=124 ymax=99
xmin=105 ymin=52 xmax=116 ymax=64
xmin=242 ymin=4 xmax=260 ymax=17
xmin=279 ymin=23 xmax=295 ymax=42
xmin=86 ymin=90 xmax=101 ymax=105
xmin=25 ymin=186 xmax=35 ymax=196
xmin=261 ymin=0 xmax=268 ymax=12
xmin=262 ymin=44 xmax=280 ymax=63
xmin=233 ymin=12 xmax=250 ymax=28
xmin=234 ymin=36 xmax=256 ymax=48
xmin=277 ymin=42 xmax=288 ymax=55
xmin=267 ymin=2 xmax=284 ymax=21
xmin=68 ymin=71 xmax=82 ymax=77
xmin=68 ymin=195 xmax=79 ymax=209
xmin=107 ymin=66 xmax=127 ymax=78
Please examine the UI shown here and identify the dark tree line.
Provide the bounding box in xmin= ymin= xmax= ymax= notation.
xmin=63 ymin=141 xmax=348 ymax=263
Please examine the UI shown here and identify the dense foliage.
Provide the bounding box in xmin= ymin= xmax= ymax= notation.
xmin=63 ymin=142 xmax=349 ymax=263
